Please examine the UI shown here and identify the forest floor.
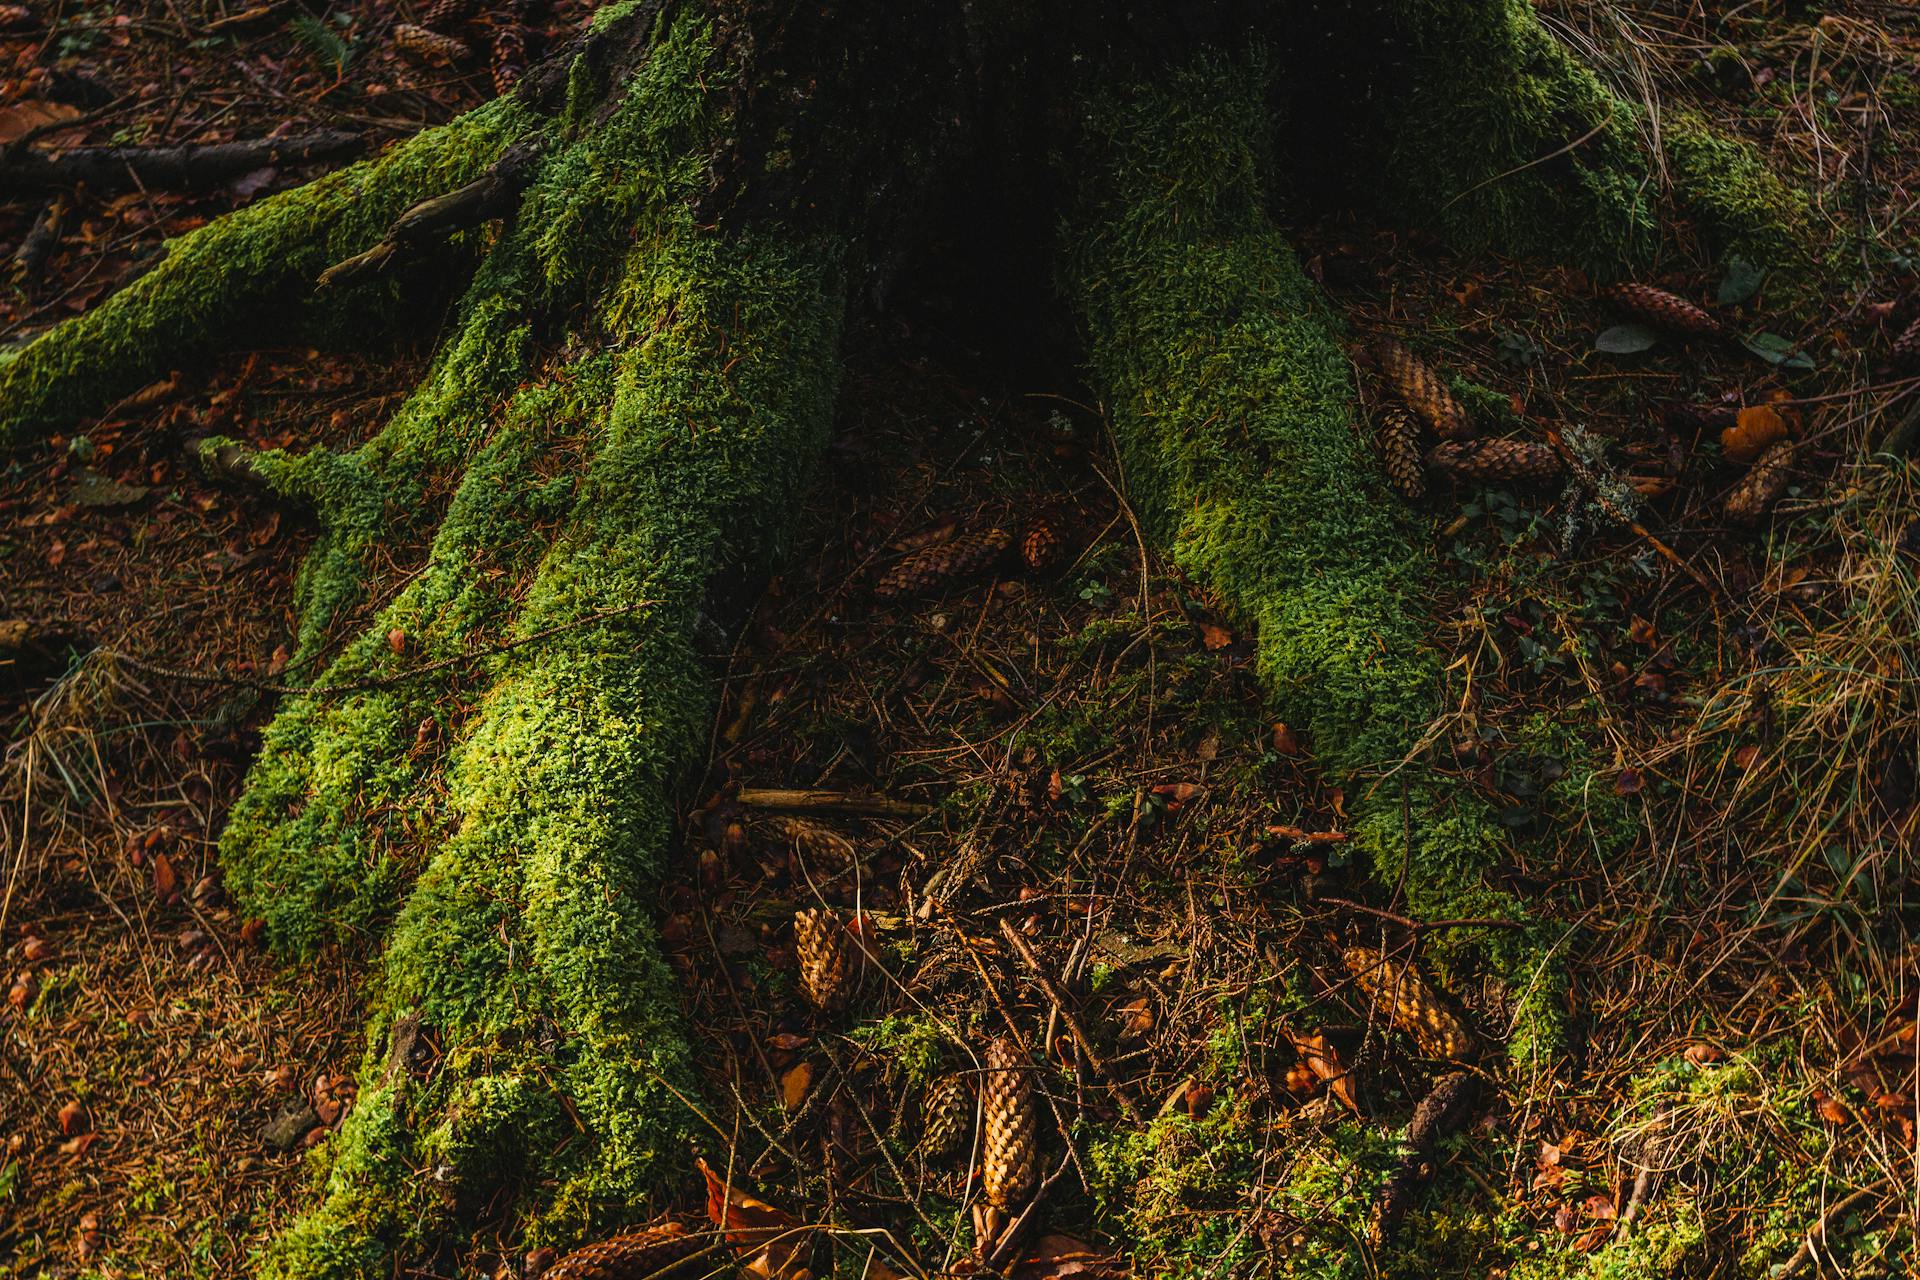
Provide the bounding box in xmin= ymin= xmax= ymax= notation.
xmin=5 ymin=1 xmax=1920 ymax=1278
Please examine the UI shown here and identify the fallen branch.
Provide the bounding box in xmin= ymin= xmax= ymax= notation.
xmin=317 ymin=141 xmax=541 ymax=289
xmin=998 ymin=917 xmax=1141 ymax=1122
xmin=734 ymin=788 xmax=933 ymax=818
xmin=0 ymin=130 xmax=363 ymax=193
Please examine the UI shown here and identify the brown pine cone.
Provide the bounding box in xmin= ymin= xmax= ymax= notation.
xmin=768 ymin=816 xmax=859 ymax=880
xmin=1373 ymin=339 xmax=1473 ymax=441
xmin=1602 ymin=283 xmax=1724 ymax=337
xmin=391 ymin=22 xmax=470 ymax=62
xmin=414 ymin=0 xmax=473 ymax=30
xmin=1342 ymin=946 xmax=1479 ymax=1061
xmin=1723 ymin=439 xmax=1795 ymax=523
xmin=1376 ymin=406 xmax=1425 ymax=501
xmin=920 ymin=1075 xmax=971 ymax=1159
xmin=981 ymin=1036 xmax=1037 ymax=1208
xmin=1020 ymin=518 xmax=1063 ymax=575
xmin=793 ymin=907 xmax=858 ymax=1013
xmin=1893 ymin=313 xmax=1920 ymax=371
xmin=1426 ymin=438 xmax=1562 ymax=486
xmin=540 ymin=1222 xmax=703 ymax=1280
xmin=491 ymin=19 xmax=528 ymax=95
xmin=873 ymin=526 xmax=1012 ymax=600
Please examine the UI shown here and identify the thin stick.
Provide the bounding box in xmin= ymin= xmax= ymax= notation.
xmin=997 ymin=917 xmax=1141 ymax=1122
xmin=1316 ymin=895 xmax=1527 ymax=933
xmin=735 ymin=788 xmax=934 ymax=819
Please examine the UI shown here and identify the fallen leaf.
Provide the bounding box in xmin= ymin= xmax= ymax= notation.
xmin=151 ymin=851 xmax=178 ymax=901
xmin=779 ymin=1061 xmax=813 ymax=1111
xmin=1271 ymin=723 xmax=1301 ymax=756
xmin=1198 ymin=623 xmax=1233 ymax=650
xmin=1722 ymin=404 xmax=1788 ymax=463
xmin=0 ymin=99 xmax=80 ymax=145
xmin=1287 ymin=1028 xmax=1359 ymax=1114
xmin=697 ymin=1157 xmax=804 ymax=1275
xmin=1010 ymin=1233 xmax=1129 ymax=1279
xmin=1683 ymin=1042 xmax=1723 ymax=1066
xmin=1812 ymin=1088 xmax=1849 ymax=1125
xmin=387 ymin=627 xmax=407 ymax=655
xmin=58 ymin=1099 xmax=90 ymax=1135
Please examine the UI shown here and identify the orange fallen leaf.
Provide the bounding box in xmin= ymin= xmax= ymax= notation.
xmin=1198 ymin=623 xmax=1233 ymax=650
xmin=1722 ymin=405 xmax=1788 ymax=464
xmin=779 ymin=1061 xmax=813 ymax=1111
xmin=697 ymin=1157 xmax=804 ymax=1275
xmin=1010 ymin=1233 xmax=1128 ymax=1279
xmin=1287 ymin=1028 xmax=1360 ymax=1114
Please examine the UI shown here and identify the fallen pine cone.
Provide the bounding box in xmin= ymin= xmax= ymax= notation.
xmin=1894 ymin=313 xmax=1920 ymax=371
xmin=1426 ymin=438 xmax=1562 ymax=486
xmin=414 ymin=0 xmax=473 ymax=30
xmin=1603 ymin=283 xmax=1724 ymax=338
xmin=491 ymin=12 xmax=529 ymax=95
xmin=920 ymin=1075 xmax=971 ymax=1159
xmin=767 ymin=815 xmax=860 ymax=880
xmin=1020 ymin=517 xmax=1064 ymax=575
xmin=874 ymin=526 xmax=1012 ymax=600
xmin=1376 ymin=406 xmax=1425 ymax=501
xmin=794 ymin=907 xmax=859 ymax=1013
xmin=1374 ymin=339 xmax=1473 ymax=440
xmin=391 ymin=22 xmax=470 ymax=62
xmin=982 ymin=1036 xmax=1037 ymax=1207
xmin=1342 ymin=946 xmax=1479 ymax=1061
xmin=1370 ymin=1072 xmax=1480 ymax=1245
xmin=540 ymin=1221 xmax=704 ymax=1280
xmin=1723 ymin=439 xmax=1795 ymax=523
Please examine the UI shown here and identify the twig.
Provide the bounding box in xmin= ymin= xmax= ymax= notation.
xmin=1316 ymin=896 xmax=1527 ymax=933
xmin=735 ymin=788 xmax=934 ymax=818
xmin=1777 ymin=1181 xmax=1888 ymax=1277
xmin=982 ymin=1152 xmax=1073 ymax=1272
xmin=91 ymin=601 xmax=660 ymax=699
xmin=997 ymin=917 xmax=1141 ymax=1122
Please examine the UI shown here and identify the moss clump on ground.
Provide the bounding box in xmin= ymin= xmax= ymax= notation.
xmin=1663 ymin=109 xmax=1812 ymax=267
xmin=0 ymin=97 xmax=534 ymax=447
xmin=1065 ymin=51 xmax=1561 ymax=1061
xmin=1364 ymin=0 xmax=1658 ymax=267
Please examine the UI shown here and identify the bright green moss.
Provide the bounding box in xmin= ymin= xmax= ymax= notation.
xmin=1067 ymin=53 xmax=1548 ymax=1062
xmin=0 ymin=98 xmax=534 ymax=447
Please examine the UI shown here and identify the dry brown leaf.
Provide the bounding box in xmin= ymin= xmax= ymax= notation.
xmin=1722 ymin=405 xmax=1788 ymax=463
xmin=151 ymin=850 xmax=178 ymax=901
xmin=0 ymin=100 xmax=80 ymax=145
xmin=1288 ymin=1028 xmax=1359 ymax=1113
xmin=779 ymin=1061 xmax=813 ymax=1111
xmin=1009 ymin=1233 xmax=1128 ymax=1279
xmin=1198 ymin=622 xmax=1233 ymax=650
xmin=697 ymin=1157 xmax=804 ymax=1274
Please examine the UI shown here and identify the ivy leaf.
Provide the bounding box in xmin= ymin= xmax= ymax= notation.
xmin=1741 ymin=331 xmax=1816 ymax=369
xmin=1716 ymin=256 xmax=1767 ymax=305
xmin=1595 ymin=323 xmax=1659 ymax=354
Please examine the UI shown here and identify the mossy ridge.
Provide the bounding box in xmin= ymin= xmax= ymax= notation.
xmin=258 ymin=218 xmax=845 ymax=1277
xmin=0 ymin=97 xmax=534 ymax=447
xmin=1066 ymin=51 xmax=1551 ymax=1027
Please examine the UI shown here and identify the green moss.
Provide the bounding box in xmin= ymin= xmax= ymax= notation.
xmin=1663 ymin=110 xmax=1811 ymax=267
xmin=1364 ymin=0 xmax=1657 ymax=267
xmin=0 ymin=98 xmax=534 ymax=447
xmin=1067 ymin=52 xmax=1550 ymax=1064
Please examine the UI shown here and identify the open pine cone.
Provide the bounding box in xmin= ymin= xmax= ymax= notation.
xmin=793 ymin=908 xmax=859 ymax=1013
xmin=1375 ymin=405 xmax=1426 ymax=500
xmin=1602 ymin=282 xmax=1724 ymax=337
xmin=920 ymin=1074 xmax=971 ymax=1159
xmin=1373 ymin=339 xmax=1473 ymax=441
xmin=1342 ymin=946 xmax=1479 ymax=1061
xmin=874 ymin=527 xmax=1013 ymax=600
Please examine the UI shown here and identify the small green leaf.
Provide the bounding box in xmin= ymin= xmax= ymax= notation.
xmin=1740 ymin=332 xmax=1816 ymax=369
xmin=1716 ymin=256 xmax=1767 ymax=305
xmin=1595 ymin=323 xmax=1659 ymax=354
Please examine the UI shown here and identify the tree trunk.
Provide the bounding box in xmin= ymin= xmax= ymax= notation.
xmin=0 ymin=1 xmax=1803 ymax=1275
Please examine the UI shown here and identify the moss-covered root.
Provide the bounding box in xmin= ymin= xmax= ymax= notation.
xmin=0 ymin=97 xmax=534 ymax=448
xmin=1063 ymin=53 xmax=1559 ymax=1056
xmin=258 ymin=221 xmax=844 ymax=1280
